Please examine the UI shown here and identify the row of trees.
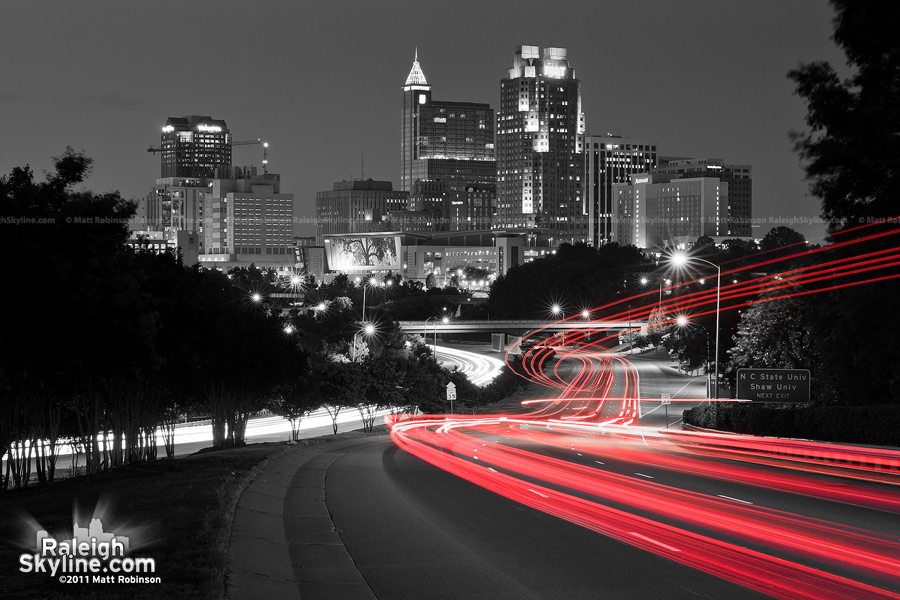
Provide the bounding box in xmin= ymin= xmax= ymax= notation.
xmin=0 ymin=151 xmax=525 ymax=491
xmin=0 ymin=152 xmax=311 ymax=489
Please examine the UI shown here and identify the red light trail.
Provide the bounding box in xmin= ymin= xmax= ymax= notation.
xmin=391 ymin=218 xmax=900 ymax=599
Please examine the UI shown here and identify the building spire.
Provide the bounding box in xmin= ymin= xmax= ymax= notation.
xmin=404 ymin=49 xmax=428 ymax=86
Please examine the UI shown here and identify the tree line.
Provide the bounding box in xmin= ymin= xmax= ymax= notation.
xmin=0 ymin=151 xmax=523 ymax=491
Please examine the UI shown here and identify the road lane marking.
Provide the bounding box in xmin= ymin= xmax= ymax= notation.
xmin=630 ymin=532 xmax=681 ymax=552
xmin=487 ymin=467 xmax=497 ymax=472
xmin=635 ymin=472 xmax=654 ymax=479
xmin=717 ymin=494 xmax=753 ymax=505
xmin=528 ymin=489 xmax=549 ymax=498
xmin=595 ymin=460 xmax=605 ymax=464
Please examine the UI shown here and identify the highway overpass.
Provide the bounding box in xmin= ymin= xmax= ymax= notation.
xmin=398 ymin=319 xmax=648 ymax=336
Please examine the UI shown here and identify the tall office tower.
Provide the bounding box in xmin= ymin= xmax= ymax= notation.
xmin=585 ymin=135 xmax=657 ymax=246
xmin=613 ymin=172 xmax=728 ymax=250
xmin=315 ymin=180 xmax=410 ymax=245
xmin=495 ymin=45 xmax=585 ymax=244
xmin=400 ymin=51 xmax=496 ymax=230
xmin=159 ymin=115 xmax=231 ymax=178
xmin=201 ymin=169 xmax=296 ymax=267
xmin=407 ymin=180 xmax=494 ymax=231
xmin=654 ymin=158 xmax=752 ymax=237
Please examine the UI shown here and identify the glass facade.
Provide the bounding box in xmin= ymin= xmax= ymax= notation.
xmin=400 ymin=53 xmax=496 ymax=232
xmin=495 ymin=46 xmax=585 ymax=244
xmin=585 ymin=136 xmax=657 ymax=246
xmin=160 ymin=115 xmax=231 ymax=179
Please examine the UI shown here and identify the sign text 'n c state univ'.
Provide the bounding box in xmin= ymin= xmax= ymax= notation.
xmin=736 ymin=368 xmax=810 ymax=402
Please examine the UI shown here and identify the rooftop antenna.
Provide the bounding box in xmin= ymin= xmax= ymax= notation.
xmin=361 ymin=153 xmax=365 ymax=179
xmin=263 ymin=142 xmax=269 ymax=174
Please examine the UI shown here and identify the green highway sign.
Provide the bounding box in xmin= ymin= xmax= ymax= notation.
xmin=736 ymin=368 xmax=810 ymax=402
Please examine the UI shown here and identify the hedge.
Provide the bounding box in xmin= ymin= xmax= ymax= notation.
xmin=682 ymin=404 xmax=900 ymax=447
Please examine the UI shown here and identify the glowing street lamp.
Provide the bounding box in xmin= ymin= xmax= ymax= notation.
xmin=551 ymin=304 xmax=562 ymax=319
xmin=670 ymin=251 xmax=721 ymax=399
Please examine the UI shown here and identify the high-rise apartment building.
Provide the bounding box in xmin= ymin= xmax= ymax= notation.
xmin=585 ymin=135 xmax=657 ymax=246
xmin=495 ymin=45 xmax=585 ymax=244
xmin=400 ymin=52 xmax=496 ymax=194
xmin=654 ymin=158 xmax=752 ymax=237
xmin=315 ymin=180 xmax=410 ymax=245
xmin=158 ymin=115 xmax=231 ymax=179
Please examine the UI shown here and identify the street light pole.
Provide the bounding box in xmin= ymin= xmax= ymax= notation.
xmin=671 ymin=253 xmax=721 ymax=399
xmin=425 ymin=316 xmax=439 ymax=355
xmin=713 ymin=263 xmax=721 ymax=399
xmin=362 ymin=282 xmax=368 ymax=323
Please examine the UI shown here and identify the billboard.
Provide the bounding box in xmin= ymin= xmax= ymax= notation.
xmin=736 ymin=368 xmax=811 ymax=402
xmin=324 ymin=235 xmax=401 ymax=271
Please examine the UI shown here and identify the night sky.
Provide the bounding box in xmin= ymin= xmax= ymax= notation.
xmin=2 ymin=0 xmax=846 ymax=242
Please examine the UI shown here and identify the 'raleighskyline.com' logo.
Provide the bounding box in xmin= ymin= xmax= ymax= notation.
xmin=19 ymin=518 xmax=159 ymax=584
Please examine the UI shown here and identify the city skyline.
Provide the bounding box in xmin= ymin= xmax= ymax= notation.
xmin=2 ymin=0 xmax=845 ymax=243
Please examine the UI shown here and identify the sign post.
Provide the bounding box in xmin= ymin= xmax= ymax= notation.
xmin=736 ymin=369 xmax=811 ymax=402
xmin=446 ymin=382 xmax=457 ymax=416
xmin=661 ymin=394 xmax=671 ymax=429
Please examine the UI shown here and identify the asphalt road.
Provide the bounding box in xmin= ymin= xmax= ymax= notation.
xmin=324 ymin=429 xmax=900 ymax=600
xmin=325 ymin=435 xmax=771 ymax=600
xmin=319 ymin=344 xmax=900 ymax=600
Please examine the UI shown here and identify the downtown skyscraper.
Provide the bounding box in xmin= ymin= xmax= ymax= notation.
xmin=158 ymin=115 xmax=231 ymax=179
xmin=400 ymin=51 xmax=495 ymax=231
xmin=585 ymin=135 xmax=658 ymax=246
xmin=495 ymin=46 xmax=585 ymax=245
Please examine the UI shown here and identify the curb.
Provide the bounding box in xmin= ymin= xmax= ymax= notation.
xmin=226 ymin=439 xmax=379 ymax=600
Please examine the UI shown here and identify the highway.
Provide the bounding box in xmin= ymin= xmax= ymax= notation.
xmin=324 ymin=416 xmax=900 ymax=600
xmin=432 ymin=343 xmax=506 ymax=385
xmin=1 ymin=345 xmax=504 ymax=475
xmin=363 ymin=343 xmax=900 ymax=599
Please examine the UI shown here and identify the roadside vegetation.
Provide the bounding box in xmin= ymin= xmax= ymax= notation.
xmin=0 ymin=153 xmax=506 ymax=493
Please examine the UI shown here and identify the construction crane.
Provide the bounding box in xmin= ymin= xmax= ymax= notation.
xmin=146 ymin=138 xmax=270 ymax=174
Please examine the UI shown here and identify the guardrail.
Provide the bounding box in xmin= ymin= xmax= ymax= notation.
xmin=398 ymin=320 xmax=649 ymax=333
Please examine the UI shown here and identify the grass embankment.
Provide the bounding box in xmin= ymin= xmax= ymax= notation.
xmin=0 ymin=431 xmax=380 ymax=600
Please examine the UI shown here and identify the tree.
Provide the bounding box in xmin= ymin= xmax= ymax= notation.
xmin=315 ymin=360 xmax=365 ymax=434
xmin=693 ymin=235 xmax=716 ymax=250
xmin=760 ymin=226 xmax=806 ymax=253
xmin=788 ymin=1 xmax=900 ymax=236
xmin=271 ymin=370 xmax=320 ymax=442
xmin=727 ymin=289 xmax=819 ymax=397
xmin=486 ymin=243 xmax=650 ymax=319
xmin=335 ymin=236 xmax=397 ymax=266
xmin=788 ymin=1 xmax=900 ymax=405
xmin=0 ymin=149 xmax=161 ymax=482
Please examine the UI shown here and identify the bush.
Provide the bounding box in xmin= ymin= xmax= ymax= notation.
xmin=683 ymin=404 xmax=900 ymax=446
